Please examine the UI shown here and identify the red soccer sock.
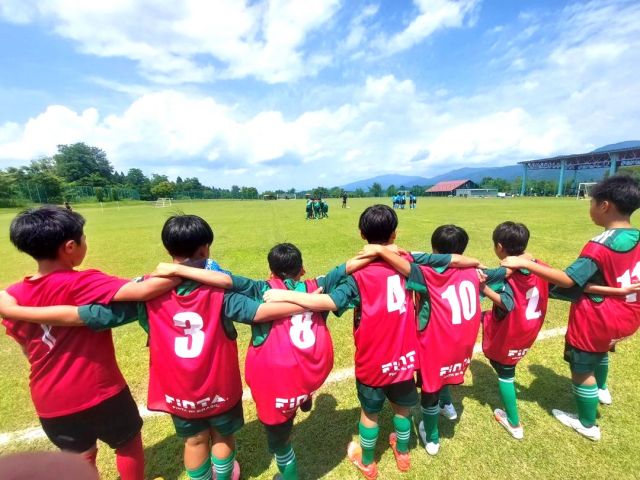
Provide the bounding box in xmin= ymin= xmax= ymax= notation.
xmin=115 ymin=433 xmax=145 ymax=480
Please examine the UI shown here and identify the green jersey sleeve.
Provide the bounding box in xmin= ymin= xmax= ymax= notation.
xmin=565 ymin=257 xmax=600 ymax=288
xmin=483 ymin=267 xmax=508 ymax=293
xmin=411 ymin=252 xmax=452 ymax=268
xmin=316 ymin=263 xmax=347 ymax=293
xmin=328 ymin=276 xmax=360 ymax=317
xmin=222 ymin=291 xmax=260 ymax=325
xmin=230 ymin=274 xmax=268 ymax=299
xmin=406 ymin=263 xmax=428 ymax=294
xmin=78 ymin=301 xmax=149 ymax=333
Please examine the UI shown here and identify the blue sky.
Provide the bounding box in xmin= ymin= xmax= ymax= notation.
xmin=0 ymin=0 xmax=638 ymax=189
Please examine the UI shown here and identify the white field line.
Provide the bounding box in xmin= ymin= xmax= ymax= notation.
xmin=0 ymin=326 xmax=567 ymax=447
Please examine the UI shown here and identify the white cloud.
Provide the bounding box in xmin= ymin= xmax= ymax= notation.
xmin=374 ymin=0 xmax=478 ymax=55
xmin=0 ymin=0 xmax=341 ymax=84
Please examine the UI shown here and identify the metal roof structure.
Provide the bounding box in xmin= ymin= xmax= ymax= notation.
xmin=425 ymin=179 xmax=471 ymax=193
xmin=517 ymin=145 xmax=640 ymax=195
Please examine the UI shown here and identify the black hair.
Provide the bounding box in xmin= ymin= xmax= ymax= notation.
xmin=591 ymin=175 xmax=640 ymax=216
xmin=161 ymin=214 xmax=213 ymax=258
xmin=492 ymin=221 xmax=530 ymax=255
xmin=268 ymin=243 xmax=303 ymax=279
xmin=359 ymin=204 xmax=398 ymax=244
xmin=9 ymin=205 xmax=85 ymax=260
xmin=431 ymin=225 xmax=469 ymax=254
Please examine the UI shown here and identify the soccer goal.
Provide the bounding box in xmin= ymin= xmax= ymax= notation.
xmin=576 ymin=182 xmax=597 ymax=200
xmin=276 ymin=193 xmax=297 ymax=200
xmin=155 ymin=197 xmax=172 ymax=207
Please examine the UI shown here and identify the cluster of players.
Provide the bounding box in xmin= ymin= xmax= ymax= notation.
xmin=305 ymin=197 xmax=329 ymax=219
xmin=392 ymin=192 xmax=417 ymax=210
xmin=0 ymin=174 xmax=639 ymax=480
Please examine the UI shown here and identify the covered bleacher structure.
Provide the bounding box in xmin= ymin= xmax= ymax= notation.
xmin=518 ymin=144 xmax=640 ymax=196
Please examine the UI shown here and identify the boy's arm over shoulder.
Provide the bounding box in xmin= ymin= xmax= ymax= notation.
xmin=501 ymin=257 xmax=577 ymax=288
xmin=0 ymin=290 xmax=82 ymax=326
xmin=222 ymin=291 xmax=305 ymax=324
xmin=79 ymin=302 xmax=147 ymax=332
xmin=229 ymin=275 xmax=268 ymax=299
xmin=411 ymin=252 xmax=451 ymax=267
xmin=316 ymin=263 xmax=347 ymax=293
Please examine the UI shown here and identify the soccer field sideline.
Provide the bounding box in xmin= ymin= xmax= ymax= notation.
xmin=0 ymin=326 xmax=568 ymax=447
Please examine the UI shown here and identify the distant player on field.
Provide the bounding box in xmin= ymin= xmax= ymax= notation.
xmin=502 ymin=175 xmax=640 ymax=441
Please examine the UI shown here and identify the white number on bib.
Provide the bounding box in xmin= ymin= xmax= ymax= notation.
xmin=387 ymin=275 xmax=406 ymax=313
xmin=290 ymin=312 xmax=316 ymax=349
xmin=616 ymin=262 xmax=640 ymax=303
xmin=173 ymin=312 xmax=205 ymax=358
xmin=441 ymin=280 xmax=477 ymax=325
xmin=525 ymin=286 xmax=542 ymax=320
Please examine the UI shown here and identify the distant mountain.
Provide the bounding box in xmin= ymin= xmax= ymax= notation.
xmin=592 ymin=140 xmax=640 ymax=152
xmin=340 ymin=141 xmax=636 ymax=191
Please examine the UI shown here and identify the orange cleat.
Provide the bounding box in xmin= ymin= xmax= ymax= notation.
xmin=347 ymin=441 xmax=378 ymax=480
xmin=389 ymin=433 xmax=411 ymax=472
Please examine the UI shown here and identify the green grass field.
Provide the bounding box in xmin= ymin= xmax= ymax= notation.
xmin=0 ymin=197 xmax=638 ymax=479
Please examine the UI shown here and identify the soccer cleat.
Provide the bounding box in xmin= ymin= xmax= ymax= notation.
xmin=552 ymin=409 xmax=601 ymax=441
xmin=212 ymin=460 xmax=241 ymax=480
xmin=300 ymin=397 xmax=313 ymax=412
xmin=418 ymin=421 xmax=440 ymax=456
xmin=388 ymin=433 xmax=411 ymax=471
xmin=440 ymin=403 xmax=458 ymax=420
xmin=494 ymin=409 xmax=524 ymax=440
xmin=347 ymin=441 xmax=378 ymax=480
xmin=598 ymin=388 xmax=612 ymax=405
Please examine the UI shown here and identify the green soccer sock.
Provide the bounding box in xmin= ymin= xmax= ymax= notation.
xmin=187 ymin=458 xmax=213 ymax=480
xmin=595 ymin=354 xmax=609 ymax=390
xmin=498 ymin=376 xmax=520 ymax=427
xmin=392 ymin=415 xmax=411 ymax=453
xmin=439 ymin=386 xmax=453 ymax=407
xmin=358 ymin=422 xmax=379 ymax=466
xmin=274 ymin=443 xmax=298 ymax=480
xmin=421 ymin=405 xmax=440 ymax=444
xmin=211 ymin=451 xmax=235 ymax=480
xmin=572 ymin=383 xmax=599 ymax=428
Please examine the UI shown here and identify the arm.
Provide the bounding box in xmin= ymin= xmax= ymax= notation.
xmin=450 ymin=254 xmax=484 ymax=269
xmin=262 ymin=289 xmax=338 ymax=311
xmin=253 ymin=302 xmax=308 ymax=322
xmin=584 ymin=283 xmax=640 ymax=296
xmin=150 ymin=263 xmax=232 ymax=289
xmin=112 ymin=277 xmax=181 ymax=301
xmin=482 ymin=285 xmax=506 ymax=310
xmin=501 ymin=256 xmax=575 ymax=288
xmin=345 ymin=255 xmax=374 ymax=275
xmin=0 ymin=291 xmax=82 ymax=326
xmin=358 ymin=244 xmax=412 ymax=277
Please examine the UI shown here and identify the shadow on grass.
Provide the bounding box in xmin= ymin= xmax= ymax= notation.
xmin=144 ymin=432 xmax=184 ymax=480
xmin=520 ymin=364 xmax=575 ymax=416
xmin=238 ymin=393 xmax=361 ymax=480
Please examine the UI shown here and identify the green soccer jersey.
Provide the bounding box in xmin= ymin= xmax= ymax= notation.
xmin=552 ymin=228 xmax=640 ymax=302
xmin=78 ymin=278 xmax=261 ymax=340
xmin=328 ymin=253 xmax=451 ymax=327
xmin=230 ymin=263 xmax=348 ymax=346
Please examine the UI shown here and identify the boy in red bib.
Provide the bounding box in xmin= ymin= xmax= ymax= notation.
xmin=502 ymin=176 xmax=640 ymax=441
xmin=481 ymin=222 xmax=549 ymax=440
xmin=1 ymin=214 xmax=305 ymax=480
xmin=1 ymin=206 xmax=176 ymax=480
xmin=152 ymin=242 xmax=367 ymax=480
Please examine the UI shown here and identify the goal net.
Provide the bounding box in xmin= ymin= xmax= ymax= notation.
xmin=576 ymin=183 xmax=597 ymax=200
xmin=276 ymin=194 xmax=297 ymax=200
xmin=155 ymin=197 xmax=172 ymax=207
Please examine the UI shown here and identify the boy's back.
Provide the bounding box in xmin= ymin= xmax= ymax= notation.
xmin=145 ymin=282 xmax=243 ymax=418
xmin=4 ymin=269 xmax=128 ymax=418
xmin=483 ymin=263 xmax=549 ymax=365
xmin=350 ymin=256 xmax=417 ymax=387
xmin=567 ymin=229 xmax=640 ymax=352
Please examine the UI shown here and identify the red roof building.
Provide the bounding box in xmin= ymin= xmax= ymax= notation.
xmin=424 ymin=179 xmax=478 ymax=196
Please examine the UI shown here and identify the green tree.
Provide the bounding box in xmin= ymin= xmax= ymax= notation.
xmin=369 ymin=182 xmax=383 ymax=197
xmin=54 ymin=143 xmax=113 ymax=183
xmin=386 ymin=184 xmax=396 ymax=196
xmin=151 ymin=181 xmax=175 ymax=199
